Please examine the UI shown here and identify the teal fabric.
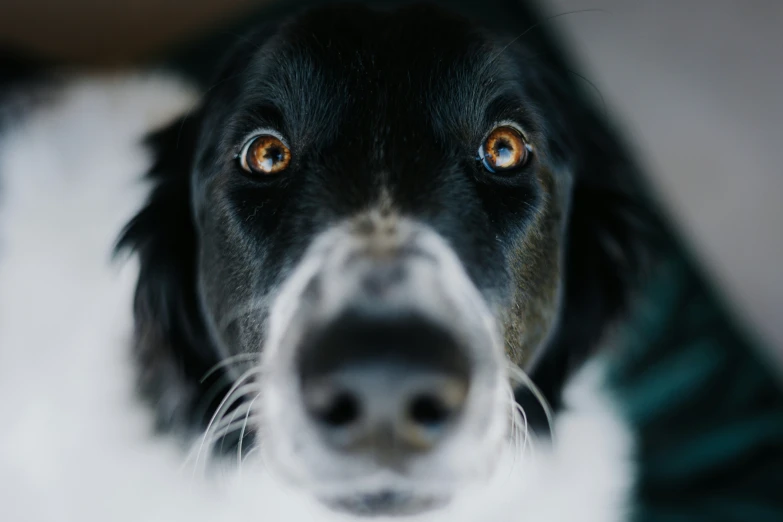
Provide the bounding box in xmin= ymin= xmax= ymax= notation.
xmin=606 ymin=252 xmax=783 ymax=521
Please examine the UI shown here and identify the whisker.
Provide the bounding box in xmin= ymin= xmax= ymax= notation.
xmin=189 ymin=411 xmax=260 ymax=477
xmin=512 ymin=401 xmax=530 ymax=456
xmin=202 ymin=415 xmax=260 ymax=452
xmin=218 ymin=404 xmax=244 ymax=456
xmin=211 ymin=398 xmax=258 ymax=431
xmin=482 ymin=8 xmax=607 ymax=74
xmin=505 ymin=384 xmax=529 ymax=465
xmin=242 ymin=446 xmax=260 ymax=465
xmin=206 ymin=384 xmax=261 ymax=443
xmin=506 ymin=362 xmax=555 ymax=443
xmin=238 ymin=393 xmax=262 ymax=474
xmin=565 ymin=67 xmax=608 ymax=117
xmin=193 ymin=367 xmax=262 ymax=476
xmin=215 ymin=400 xmax=258 ymax=455
xmin=200 ymin=353 xmax=259 ymax=383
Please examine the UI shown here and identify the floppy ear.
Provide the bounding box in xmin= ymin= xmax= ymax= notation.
xmin=117 ymin=23 xmax=283 ymax=434
xmin=117 ymin=110 xmax=230 ymax=433
xmin=528 ymin=63 xmax=668 ymax=407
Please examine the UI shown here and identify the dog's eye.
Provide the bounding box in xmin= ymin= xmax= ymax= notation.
xmin=478 ymin=126 xmax=531 ymax=173
xmin=239 ymin=135 xmax=291 ymax=175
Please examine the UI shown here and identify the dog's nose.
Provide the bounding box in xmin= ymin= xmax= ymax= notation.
xmin=298 ymin=309 xmax=471 ymax=462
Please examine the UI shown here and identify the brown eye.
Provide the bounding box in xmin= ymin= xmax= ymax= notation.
xmin=478 ymin=126 xmax=531 ymax=173
xmin=239 ymin=134 xmax=291 ymax=175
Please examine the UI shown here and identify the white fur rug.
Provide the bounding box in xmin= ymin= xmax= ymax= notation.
xmin=0 ymin=74 xmax=634 ymax=522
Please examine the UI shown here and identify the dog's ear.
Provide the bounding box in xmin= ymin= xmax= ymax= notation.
xmin=117 ymin=24 xmax=283 ymax=433
xmin=527 ymin=58 xmax=668 ymax=405
xmin=117 ymin=110 xmax=228 ymax=433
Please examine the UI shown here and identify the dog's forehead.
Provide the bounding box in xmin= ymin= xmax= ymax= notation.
xmin=235 ymin=5 xmax=516 ymax=135
xmin=277 ymin=4 xmax=489 ymax=71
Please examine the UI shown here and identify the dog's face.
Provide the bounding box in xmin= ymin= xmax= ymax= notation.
xmin=192 ymin=5 xmax=568 ymax=512
xmin=122 ymin=2 xmax=652 ymax=517
xmin=195 ymin=4 xmax=569 ymax=366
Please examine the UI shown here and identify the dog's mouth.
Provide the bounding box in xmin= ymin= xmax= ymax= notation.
xmin=302 ymin=467 xmax=470 ymax=517
xmin=324 ymin=489 xmax=448 ymax=517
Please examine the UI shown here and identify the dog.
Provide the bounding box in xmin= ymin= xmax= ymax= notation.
xmin=0 ymin=1 xmax=657 ymax=518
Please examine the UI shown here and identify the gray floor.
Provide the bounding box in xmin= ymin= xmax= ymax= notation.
xmin=547 ymin=0 xmax=783 ymax=353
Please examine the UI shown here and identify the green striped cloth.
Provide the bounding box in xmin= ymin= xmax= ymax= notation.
xmin=607 ymin=252 xmax=783 ymax=521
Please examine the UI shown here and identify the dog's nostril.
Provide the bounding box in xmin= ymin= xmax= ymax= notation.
xmin=408 ymin=393 xmax=451 ymax=427
xmin=318 ymin=391 xmax=361 ymax=428
xmin=298 ymin=309 xmax=472 ymax=459
xmin=304 ymin=382 xmax=363 ymax=429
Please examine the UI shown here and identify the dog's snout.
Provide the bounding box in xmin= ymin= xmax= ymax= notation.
xmin=298 ymin=310 xmax=471 ymax=461
xmin=259 ymin=220 xmax=504 ymax=503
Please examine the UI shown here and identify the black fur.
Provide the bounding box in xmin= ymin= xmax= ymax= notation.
xmin=117 ymin=115 xmax=233 ymax=431
xmin=117 ymin=0 xmax=665 ymax=436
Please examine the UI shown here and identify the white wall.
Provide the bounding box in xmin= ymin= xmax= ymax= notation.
xmin=546 ymin=0 xmax=783 ymax=352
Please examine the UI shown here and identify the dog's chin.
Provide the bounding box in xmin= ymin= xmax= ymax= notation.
xmin=322 ymin=489 xmax=450 ymax=517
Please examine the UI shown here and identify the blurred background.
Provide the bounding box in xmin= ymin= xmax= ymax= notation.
xmin=1 ymin=0 xmax=781 ymax=352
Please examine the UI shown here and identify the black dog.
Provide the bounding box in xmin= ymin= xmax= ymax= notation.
xmin=1 ymin=0 xmax=661 ymax=516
